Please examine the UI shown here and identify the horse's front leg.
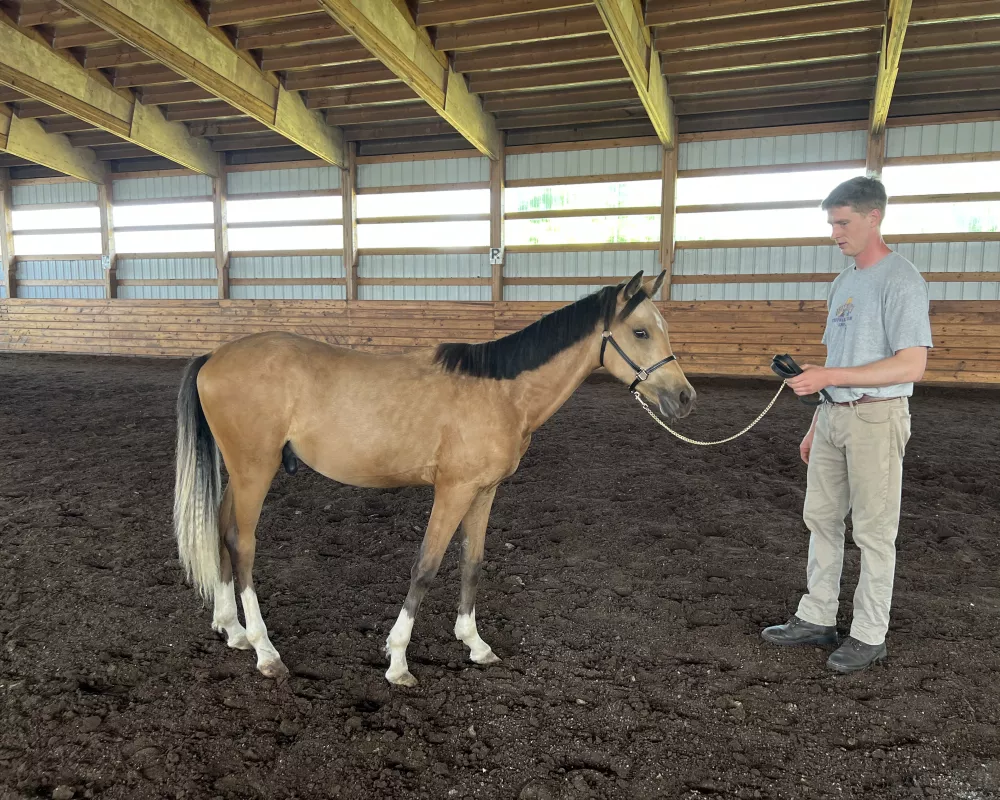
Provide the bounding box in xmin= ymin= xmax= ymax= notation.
xmin=385 ymin=482 xmax=478 ymax=687
xmin=454 ymin=487 xmax=501 ymax=666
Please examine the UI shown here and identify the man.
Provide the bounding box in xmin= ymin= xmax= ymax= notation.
xmin=762 ymin=176 xmax=933 ymax=674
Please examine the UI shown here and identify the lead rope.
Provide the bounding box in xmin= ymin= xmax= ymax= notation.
xmin=631 ymin=381 xmax=789 ymax=446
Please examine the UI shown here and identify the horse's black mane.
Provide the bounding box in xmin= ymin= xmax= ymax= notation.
xmin=434 ymin=283 xmax=647 ymax=380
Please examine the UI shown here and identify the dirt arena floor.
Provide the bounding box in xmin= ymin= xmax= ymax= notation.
xmin=1 ymin=352 xmax=999 ymax=800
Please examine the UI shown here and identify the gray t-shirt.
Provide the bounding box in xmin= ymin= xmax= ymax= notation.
xmin=822 ymin=251 xmax=933 ymax=402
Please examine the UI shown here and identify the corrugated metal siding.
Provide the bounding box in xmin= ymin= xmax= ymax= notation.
xmin=679 ymin=130 xmax=867 ymax=171
xmin=229 ymin=255 xmax=345 ymax=280
xmin=896 ymin=241 xmax=1000 ymax=301
xmin=358 ymin=253 xmax=489 ymax=301
xmin=112 ymin=174 xmax=213 ymax=201
xmin=11 ymin=181 xmax=99 ymax=206
xmin=671 ymin=246 xmax=851 ymax=301
xmin=18 ymin=285 xmax=104 ymax=299
xmin=359 ymin=253 xmax=489 ymax=279
xmin=503 ymin=249 xmax=658 ymax=301
xmin=358 ymin=157 xmax=489 ymax=189
xmin=670 ymin=241 xmax=1000 ymax=301
xmin=231 ymin=285 xmax=347 ymax=300
xmin=227 ymin=166 xmax=342 ymax=195
xmin=506 ymin=146 xmax=662 ymax=182
xmin=118 ymin=284 xmax=217 ymax=299
xmin=15 ymin=257 xmax=104 ymax=299
xmin=117 ymin=257 xmax=216 ymax=281
xmin=886 ymin=121 xmax=1000 ymax=158
xmin=359 ymin=285 xmax=491 ymax=301
xmin=16 ymin=259 xmax=103 ymax=280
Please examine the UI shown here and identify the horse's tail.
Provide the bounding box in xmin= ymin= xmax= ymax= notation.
xmin=174 ymin=353 xmax=221 ymax=601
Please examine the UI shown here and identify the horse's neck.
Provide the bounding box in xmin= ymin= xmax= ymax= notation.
xmin=507 ymin=328 xmax=601 ymax=433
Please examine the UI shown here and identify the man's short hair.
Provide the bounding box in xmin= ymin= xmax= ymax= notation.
xmin=821 ymin=176 xmax=887 ymax=218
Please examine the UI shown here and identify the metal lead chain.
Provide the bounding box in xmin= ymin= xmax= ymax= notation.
xmin=632 ymin=382 xmax=788 ymax=446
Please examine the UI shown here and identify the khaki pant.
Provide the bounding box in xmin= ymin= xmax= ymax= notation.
xmin=795 ymin=397 xmax=911 ymax=645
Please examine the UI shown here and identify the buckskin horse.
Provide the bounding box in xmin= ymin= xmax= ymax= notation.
xmin=173 ymin=270 xmax=696 ymax=685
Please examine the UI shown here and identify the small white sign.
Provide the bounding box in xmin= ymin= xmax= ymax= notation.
xmin=489 ymin=246 xmax=504 ymax=265
xmin=101 ymin=255 xmax=112 ymax=270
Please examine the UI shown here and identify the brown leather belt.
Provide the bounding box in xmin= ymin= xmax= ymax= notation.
xmin=829 ymin=395 xmax=899 ymax=407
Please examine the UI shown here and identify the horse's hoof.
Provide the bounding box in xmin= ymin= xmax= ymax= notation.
xmin=386 ymin=670 xmax=418 ymax=688
xmin=472 ymin=649 xmax=501 ymax=666
xmin=259 ymin=659 xmax=289 ymax=680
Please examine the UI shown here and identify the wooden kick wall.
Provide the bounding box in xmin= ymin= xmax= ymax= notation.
xmin=1 ymin=298 xmax=996 ymax=386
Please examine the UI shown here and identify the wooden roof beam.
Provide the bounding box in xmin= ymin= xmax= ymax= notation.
xmin=0 ymin=102 xmax=106 ymax=181
xmin=205 ymin=0 xmax=319 ymax=28
xmin=233 ymin=13 xmax=345 ymax=50
xmin=0 ymin=14 xmax=218 ymax=175
xmin=654 ymin=3 xmax=885 ymax=51
xmin=908 ymin=0 xmax=1000 ymax=24
xmin=453 ymin=35 xmax=619 ymax=72
xmin=467 ymin=61 xmax=628 ymax=94
xmin=646 ymin=0 xmax=865 ymax=26
xmin=870 ymin=0 xmax=912 ymax=138
xmin=432 ymin=6 xmax=605 ymax=51
xmin=596 ymin=0 xmax=675 ymax=148
xmin=661 ymin=30 xmax=882 ymax=75
xmin=415 ymin=1 xmax=589 ymax=27
xmin=669 ymin=58 xmax=878 ymax=96
xmin=58 ymin=0 xmax=346 ymax=167
xmin=316 ymin=0 xmax=502 ymax=160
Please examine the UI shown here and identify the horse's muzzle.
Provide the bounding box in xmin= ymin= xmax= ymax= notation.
xmin=658 ymin=387 xmax=696 ymax=420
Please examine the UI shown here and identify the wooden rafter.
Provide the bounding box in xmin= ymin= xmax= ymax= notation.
xmin=871 ymin=0 xmax=913 ymax=137
xmin=57 ymin=0 xmax=347 ymax=167
xmin=596 ymin=0 xmax=675 ymax=147
xmin=416 ymin=0 xmax=589 ymax=27
xmin=315 ymin=0 xmax=502 ymax=160
xmin=0 ymin=103 xmax=107 ymax=182
xmin=0 ymin=15 xmax=219 ymax=175
xmin=653 ymin=3 xmax=885 ymax=51
xmin=866 ymin=0 xmax=912 ymax=176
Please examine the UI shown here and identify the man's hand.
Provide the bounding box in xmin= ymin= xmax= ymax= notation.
xmin=786 ymin=364 xmax=831 ymax=397
xmin=800 ymin=425 xmax=816 ymax=465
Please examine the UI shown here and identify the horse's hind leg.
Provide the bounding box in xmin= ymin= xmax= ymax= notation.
xmin=386 ymin=482 xmax=478 ymax=687
xmin=229 ymin=467 xmax=287 ymax=679
xmin=211 ymin=485 xmax=251 ymax=650
xmin=455 ymin=487 xmax=500 ymax=666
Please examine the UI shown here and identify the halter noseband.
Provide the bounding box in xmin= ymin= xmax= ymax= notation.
xmin=600 ymin=328 xmax=677 ymax=393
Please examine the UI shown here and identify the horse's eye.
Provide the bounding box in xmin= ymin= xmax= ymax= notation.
xmin=633 ymin=329 xmax=649 ymax=339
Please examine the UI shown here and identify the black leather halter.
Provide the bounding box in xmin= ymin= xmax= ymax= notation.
xmin=600 ymin=329 xmax=677 ymax=393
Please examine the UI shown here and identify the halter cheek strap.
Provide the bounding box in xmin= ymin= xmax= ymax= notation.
xmin=600 ymin=330 xmax=677 ymax=393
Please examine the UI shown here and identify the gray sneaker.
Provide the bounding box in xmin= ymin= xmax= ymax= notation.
xmin=761 ymin=615 xmax=839 ymax=647
xmin=826 ymin=636 xmax=887 ymax=673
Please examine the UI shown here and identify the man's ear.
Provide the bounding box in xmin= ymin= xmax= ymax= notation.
xmin=623 ymin=270 xmax=644 ymax=300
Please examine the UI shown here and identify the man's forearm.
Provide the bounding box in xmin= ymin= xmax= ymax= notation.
xmin=825 ymin=349 xmax=926 ymax=388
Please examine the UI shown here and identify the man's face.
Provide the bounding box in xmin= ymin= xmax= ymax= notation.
xmin=827 ymin=205 xmax=880 ymax=257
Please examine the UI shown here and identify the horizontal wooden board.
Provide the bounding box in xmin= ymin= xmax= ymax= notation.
xmin=1 ymin=299 xmax=999 ymax=384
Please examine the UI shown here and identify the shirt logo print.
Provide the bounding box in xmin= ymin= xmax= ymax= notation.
xmin=833 ymin=296 xmax=854 ymax=327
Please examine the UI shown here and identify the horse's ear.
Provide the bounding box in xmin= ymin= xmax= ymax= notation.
xmin=649 ymin=269 xmax=666 ymax=297
xmin=623 ymin=271 xmax=644 ymax=300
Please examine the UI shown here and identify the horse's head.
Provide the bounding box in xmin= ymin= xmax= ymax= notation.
xmin=603 ymin=270 xmax=696 ymax=420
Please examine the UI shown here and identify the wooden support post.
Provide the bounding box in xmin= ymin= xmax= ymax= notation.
xmin=0 ymin=169 xmax=15 ymax=300
xmin=214 ymin=165 xmax=229 ymax=299
xmin=866 ymin=104 xmax=886 ymax=177
xmin=342 ymin=141 xmax=358 ymax=300
xmin=659 ymin=144 xmax=678 ymax=301
xmin=99 ymin=172 xmax=116 ymax=298
xmin=490 ymin=133 xmax=505 ymax=302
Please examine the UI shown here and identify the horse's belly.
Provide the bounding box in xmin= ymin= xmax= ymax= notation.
xmin=292 ymin=433 xmax=437 ymax=489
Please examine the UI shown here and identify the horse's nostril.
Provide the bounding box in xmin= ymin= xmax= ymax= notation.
xmin=679 ymin=391 xmax=690 ymax=406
